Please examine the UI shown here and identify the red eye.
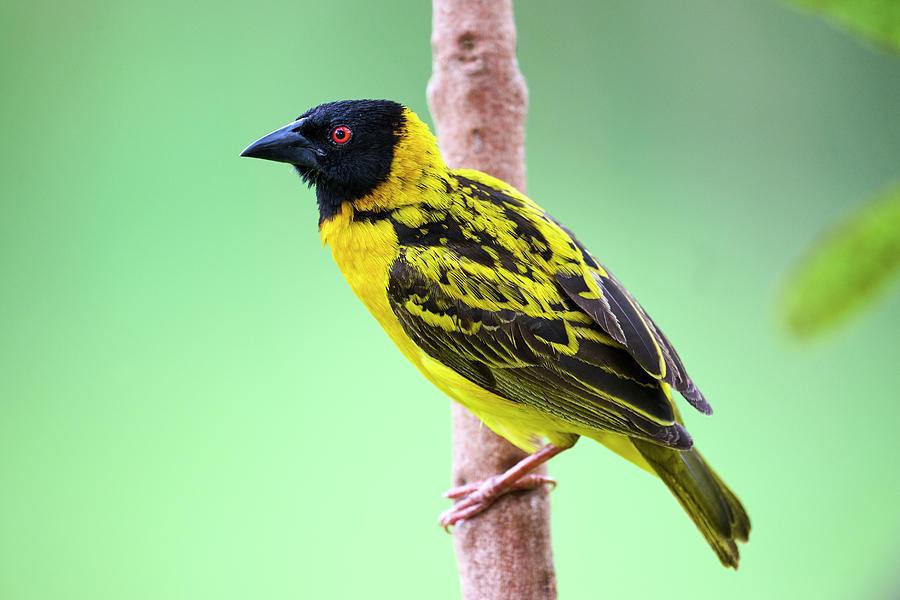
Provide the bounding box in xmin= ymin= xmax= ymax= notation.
xmin=331 ymin=125 xmax=351 ymax=144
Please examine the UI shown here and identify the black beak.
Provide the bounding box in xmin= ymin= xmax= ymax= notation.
xmin=240 ymin=118 xmax=321 ymax=168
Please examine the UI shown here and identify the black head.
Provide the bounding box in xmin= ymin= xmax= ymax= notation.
xmin=241 ymin=99 xmax=405 ymax=221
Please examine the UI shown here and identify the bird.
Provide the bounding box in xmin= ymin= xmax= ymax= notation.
xmin=241 ymin=99 xmax=750 ymax=568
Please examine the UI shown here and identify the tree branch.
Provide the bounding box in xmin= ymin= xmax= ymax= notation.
xmin=427 ymin=2 xmax=557 ymax=598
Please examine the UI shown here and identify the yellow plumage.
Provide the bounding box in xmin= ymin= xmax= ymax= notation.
xmin=243 ymin=100 xmax=750 ymax=568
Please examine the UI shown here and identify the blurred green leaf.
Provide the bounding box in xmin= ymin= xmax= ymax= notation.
xmin=784 ymin=0 xmax=900 ymax=53
xmin=781 ymin=182 xmax=900 ymax=338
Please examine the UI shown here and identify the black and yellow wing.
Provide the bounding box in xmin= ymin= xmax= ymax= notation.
xmin=386 ymin=242 xmax=694 ymax=449
xmin=445 ymin=170 xmax=710 ymax=416
xmin=554 ymin=232 xmax=711 ymax=414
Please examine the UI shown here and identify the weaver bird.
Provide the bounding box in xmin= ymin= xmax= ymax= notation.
xmin=241 ymin=100 xmax=750 ymax=567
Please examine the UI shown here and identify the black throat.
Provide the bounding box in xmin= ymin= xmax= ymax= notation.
xmin=293 ymin=164 xmax=380 ymax=224
xmin=313 ymin=177 xmax=378 ymax=224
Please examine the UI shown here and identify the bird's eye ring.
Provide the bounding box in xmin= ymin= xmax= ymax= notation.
xmin=331 ymin=125 xmax=352 ymax=145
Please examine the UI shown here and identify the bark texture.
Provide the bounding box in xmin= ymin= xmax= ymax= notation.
xmin=427 ymin=2 xmax=557 ymax=599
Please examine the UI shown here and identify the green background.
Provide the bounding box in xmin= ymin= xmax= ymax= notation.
xmin=2 ymin=0 xmax=899 ymax=598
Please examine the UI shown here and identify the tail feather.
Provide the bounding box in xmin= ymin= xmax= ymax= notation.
xmin=632 ymin=439 xmax=750 ymax=568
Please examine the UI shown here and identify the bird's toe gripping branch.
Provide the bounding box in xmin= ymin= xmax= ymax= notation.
xmin=442 ymin=473 xmax=558 ymax=500
xmin=439 ymin=443 xmax=569 ymax=532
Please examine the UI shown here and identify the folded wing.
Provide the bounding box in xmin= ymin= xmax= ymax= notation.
xmin=555 ymin=234 xmax=711 ymax=415
xmin=387 ymin=245 xmax=694 ymax=449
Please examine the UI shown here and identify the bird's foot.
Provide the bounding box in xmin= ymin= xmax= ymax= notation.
xmin=437 ymin=443 xmax=571 ymax=532
xmin=442 ymin=474 xmax=557 ymax=499
xmin=439 ymin=474 xmax=557 ymax=531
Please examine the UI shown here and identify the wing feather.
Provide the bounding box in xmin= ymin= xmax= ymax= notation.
xmin=388 ymin=247 xmax=693 ymax=449
xmin=555 ymin=241 xmax=712 ymax=415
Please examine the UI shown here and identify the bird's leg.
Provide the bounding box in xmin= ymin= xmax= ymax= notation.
xmin=439 ymin=443 xmax=571 ymax=531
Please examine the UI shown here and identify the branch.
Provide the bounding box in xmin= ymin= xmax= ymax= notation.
xmin=427 ymin=2 xmax=558 ymax=598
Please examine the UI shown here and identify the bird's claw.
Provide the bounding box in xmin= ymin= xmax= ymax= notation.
xmin=439 ymin=474 xmax=558 ymax=531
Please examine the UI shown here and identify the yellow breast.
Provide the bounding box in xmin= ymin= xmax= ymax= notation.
xmin=320 ymin=204 xmax=409 ymax=353
xmin=320 ymin=203 xmax=554 ymax=450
